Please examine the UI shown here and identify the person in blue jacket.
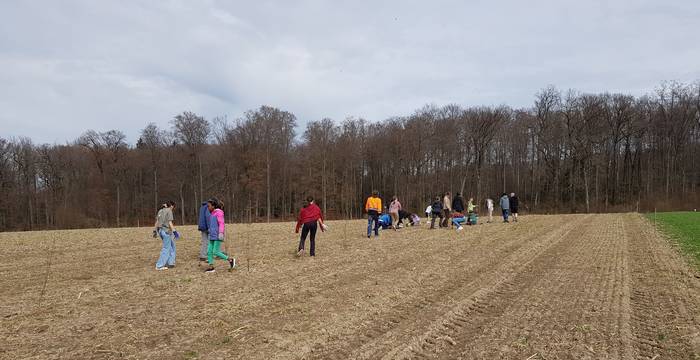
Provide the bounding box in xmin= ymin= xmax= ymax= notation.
xmin=198 ymin=201 xmax=210 ymax=261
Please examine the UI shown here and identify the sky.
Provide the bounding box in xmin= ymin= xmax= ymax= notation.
xmin=1 ymin=0 xmax=699 ymax=144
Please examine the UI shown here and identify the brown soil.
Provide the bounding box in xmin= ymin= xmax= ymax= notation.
xmin=1 ymin=214 xmax=698 ymax=359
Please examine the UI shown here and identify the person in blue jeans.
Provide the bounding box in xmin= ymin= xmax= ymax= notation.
xmin=365 ymin=190 xmax=382 ymax=238
xmin=153 ymin=201 xmax=179 ymax=270
xmin=499 ymin=193 xmax=510 ymax=223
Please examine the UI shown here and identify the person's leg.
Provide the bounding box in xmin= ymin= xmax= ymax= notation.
xmin=430 ymin=214 xmax=436 ymax=229
xmin=299 ymin=223 xmax=310 ymax=252
xmin=199 ymin=231 xmax=208 ymax=260
xmin=367 ymin=215 xmax=373 ymax=237
xmin=309 ymin=222 xmax=317 ymax=256
xmin=488 ymin=209 xmax=493 ymax=223
xmin=452 ymin=217 xmax=460 ymax=227
xmin=167 ymin=236 xmax=176 ymax=266
xmin=156 ymin=230 xmax=172 ymax=268
xmin=373 ymin=214 xmax=380 ymax=236
xmin=212 ymin=241 xmax=228 ymax=261
xmin=207 ymin=240 xmax=215 ymax=265
xmin=390 ymin=213 xmax=398 ymax=229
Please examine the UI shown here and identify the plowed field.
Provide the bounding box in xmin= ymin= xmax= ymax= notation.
xmin=1 ymin=214 xmax=699 ymax=359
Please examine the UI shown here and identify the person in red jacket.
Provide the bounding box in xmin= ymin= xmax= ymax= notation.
xmin=295 ymin=196 xmax=326 ymax=257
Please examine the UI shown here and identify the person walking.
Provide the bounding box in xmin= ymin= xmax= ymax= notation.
xmin=510 ymin=192 xmax=520 ymax=222
xmin=388 ymin=196 xmax=402 ymax=230
xmin=205 ymin=199 xmax=235 ymax=273
xmin=429 ymin=196 xmax=444 ymax=229
xmin=365 ymin=190 xmax=382 ymax=238
xmin=441 ymin=192 xmax=452 ymax=228
xmin=153 ymin=201 xmax=178 ymax=271
xmin=197 ymin=201 xmax=210 ymax=262
xmin=295 ymin=196 xmax=326 ymax=257
xmin=499 ymin=193 xmax=510 ymax=223
xmin=485 ymin=198 xmax=494 ymax=223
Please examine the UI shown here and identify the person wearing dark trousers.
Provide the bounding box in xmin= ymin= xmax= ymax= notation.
xmin=365 ymin=190 xmax=382 ymax=238
xmin=396 ymin=209 xmax=411 ymax=227
xmin=509 ymin=192 xmax=520 ymax=222
xmin=500 ymin=193 xmax=510 ymax=223
xmin=441 ymin=192 xmax=452 ymax=228
xmin=296 ymin=196 xmax=326 ymax=256
xmin=430 ymin=196 xmax=444 ymax=229
xmin=452 ymin=193 xmax=465 ymax=214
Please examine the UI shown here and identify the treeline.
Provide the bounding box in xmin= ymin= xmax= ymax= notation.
xmin=1 ymin=81 xmax=699 ymax=231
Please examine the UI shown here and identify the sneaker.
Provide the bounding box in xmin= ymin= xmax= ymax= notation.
xmin=205 ymin=267 xmax=216 ymax=273
xmin=228 ymin=258 xmax=236 ymax=269
xmin=367 ymin=235 xmax=371 ymax=239
xmin=166 ymin=265 xmax=176 ymax=269
xmin=199 ymin=257 xmax=207 ymax=262
xmin=457 ymin=226 xmax=464 ymax=231
xmin=156 ymin=266 xmax=168 ymax=271
xmin=297 ymin=249 xmax=305 ymax=257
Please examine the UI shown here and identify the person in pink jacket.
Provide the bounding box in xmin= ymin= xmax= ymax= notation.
xmin=388 ymin=196 xmax=402 ymax=230
xmin=205 ymin=198 xmax=235 ymax=273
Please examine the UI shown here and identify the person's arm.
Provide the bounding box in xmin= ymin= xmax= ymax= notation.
xmin=167 ymin=220 xmax=175 ymax=233
xmin=295 ymin=209 xmax=303 ymax=233
xmin=217 ymin=213 xmax=224 ymax=239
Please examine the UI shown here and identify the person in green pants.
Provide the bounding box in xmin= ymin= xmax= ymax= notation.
xmin=205 ymin=198 xmax=235 ymax=273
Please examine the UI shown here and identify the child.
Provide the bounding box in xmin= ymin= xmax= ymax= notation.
xmin=205 ymin=198 xmax=235 ymax=273
xmin=409 ymin=213 xmax=421 ymax=226
xmin=500 ymin=193 xmax=510 ymax=223
xmin=154 ymin=201 xmax=178 ymax=270
xmin=485 ymin=198 xmax=494 ymax=223
xmin=468 ymin=209 xmax=479 ymax=225
xmin=425 ymin=204 xmax=432 ymax=220
xmin=451 ymin=211 xmax=467 ymax=230
xmin=467 ymin=197 xmax=476 ymax=214
xmin=429 ymin=196 xmax=444 ymax=229
xmin=295 ymin=196 xmax=326 ymax=257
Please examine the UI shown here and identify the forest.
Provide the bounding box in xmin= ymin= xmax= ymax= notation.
xmin=1 ymin=81 xmax=698 ymax=231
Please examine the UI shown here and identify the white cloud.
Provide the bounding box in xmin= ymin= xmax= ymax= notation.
xmin=1 ymin=0 xmax=698 ymax=144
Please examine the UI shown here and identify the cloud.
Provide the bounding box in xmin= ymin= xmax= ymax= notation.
xmin=0 ymin=0 xmax=698 ymax=144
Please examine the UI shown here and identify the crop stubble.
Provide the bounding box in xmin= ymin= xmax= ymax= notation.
xmin=0 ymin=214 xmax=698 ymax=359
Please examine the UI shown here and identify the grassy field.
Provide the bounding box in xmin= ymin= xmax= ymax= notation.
xmin=648 ymin=211 xmax=700 ymax=267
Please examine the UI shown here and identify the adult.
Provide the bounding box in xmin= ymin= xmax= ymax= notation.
xmin=295 ymin=196 xmax=326 ymax=257
xmin=485 ymin=198 xmax=495 ymax=223
xmin=441 ymin=192 xmax=452 ymax=228
xmin=452 ymin=193 xmax=465 ymax=214
xmin=365 ymin=190 xmax=382 ymax=238
xmin=388 ymin=196 xmax=402 ymax=230
xmin=197 ymin=200 xmax=210 ymax=261
xmin=205 ymin=199 xmax=235 ymax=273
xmin=499 ymin=193 xmax=510 ymax=223
xmin=154 ymin=201 xmax=178 ymax=271
xmin=510 ymin=192 xmax=520 ymax=222
xmin=429 ymin=196 xmax=444 ymax=229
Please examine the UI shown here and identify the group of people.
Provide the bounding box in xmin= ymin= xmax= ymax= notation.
xmin=365 ymin=191 xmax=521 ymax=237
xmin=151 ymin=191 xmax=521 ymax=269
xmin=153 ymin=198 xmax=235 ymax=272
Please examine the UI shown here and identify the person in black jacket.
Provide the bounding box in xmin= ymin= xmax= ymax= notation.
xmin=452 ymin=193 xmax=465 ymax=213
xmin=429 ymin=196 xmax=444 ymax=229
xmin=510 ymin=192 xmax=520 ymax=222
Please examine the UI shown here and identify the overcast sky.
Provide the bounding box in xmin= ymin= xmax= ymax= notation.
xmin=1 ymin=0 xmax=698 ymax=144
